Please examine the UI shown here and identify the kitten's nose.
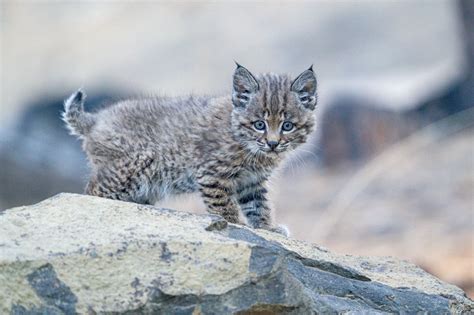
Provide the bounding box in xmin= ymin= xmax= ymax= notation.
xmin=267 ymin=141 xmax=279 ymax=150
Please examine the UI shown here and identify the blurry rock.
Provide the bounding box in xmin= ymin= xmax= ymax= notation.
xmin=407 ymin=75 xmax=473 ymax=127
xmin=0 ymin=92 xmax=121 ymax=209
xmin=1 ymin=193 xmax=473 ymax=313
xmin=407 ymin=0 xmax=473 ymax=126
xmin=319 ymin=96 xmax=414 ymax=167
xmin=318 ymin=0 xmax=473 ymax=168
xmin=319 ymin=75 xmax=473 ymax=168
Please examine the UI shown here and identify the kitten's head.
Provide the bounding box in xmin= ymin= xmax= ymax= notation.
xmin=231 ymin=64 xmax=317 ymax=157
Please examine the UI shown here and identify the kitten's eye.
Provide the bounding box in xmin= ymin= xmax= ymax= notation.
xmin=300 ymin=96 xmax=309 ymax=103
xmin=253 ymin=120 xmax=266 ymax=131
xmin=282 ymin=121 xmax=294 ymax=132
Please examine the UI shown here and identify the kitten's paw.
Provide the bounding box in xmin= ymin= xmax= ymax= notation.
xmin=268 ymin=224 xmax=291 ymax=237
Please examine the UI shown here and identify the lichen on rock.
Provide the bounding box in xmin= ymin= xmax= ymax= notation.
xmin=0 ymin=193 xmax=472 ymax=314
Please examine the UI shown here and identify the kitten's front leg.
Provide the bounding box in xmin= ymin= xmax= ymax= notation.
xmin=236 ymin=180 xmax=289 ymax=236
xmin=197 ymin=176 xmax=241 ymax=224
xmin=236 ymin=180 xmax=272 ymax=229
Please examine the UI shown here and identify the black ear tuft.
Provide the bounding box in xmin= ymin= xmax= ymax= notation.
xmin=232 ymin=64 xmax=259 ymax=108
xmin=291 ymin=68 xmax=317 ymax=110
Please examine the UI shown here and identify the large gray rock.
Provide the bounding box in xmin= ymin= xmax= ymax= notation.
xmin=1 ymin=194 xmax=472 ymax=314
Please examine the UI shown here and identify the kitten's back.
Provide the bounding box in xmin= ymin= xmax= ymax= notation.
xmin=64 ymin=91 xmax=232 ymax=163
xmin=92 ymin=95 xmax=226 ymax=139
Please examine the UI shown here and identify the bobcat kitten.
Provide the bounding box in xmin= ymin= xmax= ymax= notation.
xmin=63 ymin=64 xmax=317 ymax=236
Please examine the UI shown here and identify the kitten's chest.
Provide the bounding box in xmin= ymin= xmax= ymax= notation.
xmin=232 ymin=165 xmax=272 ymax=186
xmin=235 ymin=154 xmax=277 ymax=176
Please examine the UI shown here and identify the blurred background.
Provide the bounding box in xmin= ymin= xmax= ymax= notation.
xmin=1 ymin=0 xmax=472 ymax=297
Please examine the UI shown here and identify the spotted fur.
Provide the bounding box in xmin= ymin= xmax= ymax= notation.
xmin=63 ymin=64 xmax=317 ymax=236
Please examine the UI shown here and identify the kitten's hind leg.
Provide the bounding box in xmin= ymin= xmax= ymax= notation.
xmin=85 ymin=155 xmax=155 ymax=204
xmin=85 ymin=170 xmax=132 ymax=201
xmin=85 ymin=169 xmax=146 ymax=203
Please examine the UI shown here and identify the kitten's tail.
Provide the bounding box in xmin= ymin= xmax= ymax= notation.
xmin=62 ymin=88 xmax=96 ymax=138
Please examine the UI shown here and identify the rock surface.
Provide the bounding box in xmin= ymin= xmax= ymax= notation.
xmin=0 ymin=194 xmax=472 ymax=314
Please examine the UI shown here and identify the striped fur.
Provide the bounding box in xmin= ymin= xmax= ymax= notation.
xmin=63 ymin=65 xmax=317 ymax=236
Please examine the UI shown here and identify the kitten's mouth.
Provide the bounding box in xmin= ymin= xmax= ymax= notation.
xmin=260 ymin=148 xmax=284 ymax=155
xmin=255 ymin=142 xmax=287 ymax=155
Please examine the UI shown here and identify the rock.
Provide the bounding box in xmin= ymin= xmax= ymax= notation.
xmin=0 ymin=194 xmax=472 ymax=314
xmin=318 ymin=75 xmax=473 ymax=168
xmin=318 ymin=96 xmax=414 ymax=167
xmin=318 ymin=0 xmax=474 ymax=169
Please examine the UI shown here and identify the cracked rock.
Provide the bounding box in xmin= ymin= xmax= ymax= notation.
xmin=0 ymin=193 xmax=472 ymax=314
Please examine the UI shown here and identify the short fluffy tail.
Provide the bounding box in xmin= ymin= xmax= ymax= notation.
xmin=62 ymin=88 xmax=96 ymax=138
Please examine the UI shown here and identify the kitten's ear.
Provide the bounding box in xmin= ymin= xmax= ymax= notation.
xmin=232 ymin=63 xmax=259 ymax=108
xmin=291 ymin=65 xmax=317 ymax=110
